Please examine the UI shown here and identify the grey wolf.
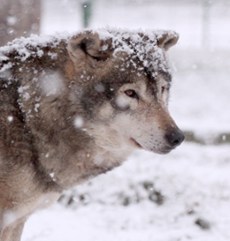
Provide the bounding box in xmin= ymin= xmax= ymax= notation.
xmin=0 ymin=29 xmax=184 ymax=241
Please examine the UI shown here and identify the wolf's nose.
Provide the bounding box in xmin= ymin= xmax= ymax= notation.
xmin=165 ymin=129 xmax=184 ymax=147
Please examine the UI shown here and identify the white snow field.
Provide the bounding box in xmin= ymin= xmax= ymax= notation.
xmin=22 ymin=0 xmax=230 ymax=240
xmin=23 ymin=144 xmax=230 ymax=241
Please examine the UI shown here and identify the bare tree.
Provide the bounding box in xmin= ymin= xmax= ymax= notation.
xmin=0 ymin=0 xmax=41 ymax=46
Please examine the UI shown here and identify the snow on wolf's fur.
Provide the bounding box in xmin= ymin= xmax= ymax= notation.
xmin=0 ymin=29 xmax=177 ymax=80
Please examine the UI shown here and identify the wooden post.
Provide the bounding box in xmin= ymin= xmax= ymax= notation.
xmin=201 ymin=0 xmax=211 ymax=49
xmin=81 ymin=0 xmax=92 ymax=28
xmin=0 ymin=0 xmax=41 ymax=46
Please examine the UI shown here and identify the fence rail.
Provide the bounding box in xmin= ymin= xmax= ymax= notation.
xmin=184 ymin=131 xmax=230 ymax=145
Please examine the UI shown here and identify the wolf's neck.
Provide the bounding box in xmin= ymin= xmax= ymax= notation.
xmin=35 ymin=131 xmax=133 ymax=191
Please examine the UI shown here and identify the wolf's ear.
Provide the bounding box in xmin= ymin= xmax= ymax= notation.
xmin=157 ymin=31 xmax=179 ymax=50
xmin=67 ymin=32 xmax=113 ymax=65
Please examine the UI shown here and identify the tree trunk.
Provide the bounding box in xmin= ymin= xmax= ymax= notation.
xmin=0 ymin=0 xmax=41 ymax=46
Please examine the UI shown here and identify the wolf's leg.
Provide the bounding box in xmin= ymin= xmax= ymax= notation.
xmin=0 ymin=217 xmax=26 ymax=241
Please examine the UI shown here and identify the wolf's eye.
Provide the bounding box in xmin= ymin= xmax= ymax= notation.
xmin=124 ymin=89 xmax=139 ymax=99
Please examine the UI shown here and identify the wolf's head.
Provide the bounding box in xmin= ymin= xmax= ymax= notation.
xmin=67 ymin=30 xmax=184 ymax=155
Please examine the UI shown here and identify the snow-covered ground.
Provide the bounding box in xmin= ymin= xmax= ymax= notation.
xmin=23 ymin=143 xmax=230 ymax=241
xmin=21 ymin=1 xmax=230 ymax=240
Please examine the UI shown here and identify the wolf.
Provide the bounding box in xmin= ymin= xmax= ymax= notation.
xmin=0 ymin=29 xmax=184 ymax=241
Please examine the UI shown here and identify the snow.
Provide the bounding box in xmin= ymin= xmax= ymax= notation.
xmin=6 ymin=16 xmax=17 ymax=26
xmin=74 ymin=116 xmax=84 ymax=129
xmin=18 ymin=85 xmax=30 ymax=101
xmin=169 ymin=51 xmax=230 ymax=133
xmin=0 ymin=33 xmax=71 ymax=75
xmin=49 ymin=172 xmax=57 ymax=182
xmin=116 ymin=95 xmax=129 ymax=109
xmin=7 ymin=116 xmax=14 ymax=123
xmin=22 ymin=143 xmax=230 ymax=241
xmin=40 ymin=71 xmax=64 ymax=96
xmin=0 ymin=28 xmax=173 ymax=83
xmin=94 ymin=83 xmax=105 ymax=93
xmin=96 ymin=28 xmax=176 ymax=77
xmin=0 ymin=29 xmax=172 ymax=93
xmin=2 ymin=210 xmax=18 ymax=227
xmin=0 ymin=62 xmax=12 ymax=74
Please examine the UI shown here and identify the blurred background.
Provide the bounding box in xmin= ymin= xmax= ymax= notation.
xmin=2 ymin=0 xmax=230 ymax=49
xmin=1 ymin=1 xmax=230 ymax=241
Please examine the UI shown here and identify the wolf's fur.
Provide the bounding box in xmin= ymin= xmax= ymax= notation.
xmin=0 ymin=29 xmax=184 ymax=241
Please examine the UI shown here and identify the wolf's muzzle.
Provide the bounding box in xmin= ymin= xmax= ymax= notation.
xmin=165 ymin=129 xmax=185 ymax=148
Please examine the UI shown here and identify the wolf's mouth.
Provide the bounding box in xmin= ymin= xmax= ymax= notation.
xmin=130 ymin=139 xmax=174 ymax=154
xmin=130 ymin=138 xmax=143 ymax=149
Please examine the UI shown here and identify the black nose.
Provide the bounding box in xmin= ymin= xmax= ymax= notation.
xmin=165 ymin=129 xmax=184 ymax=147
